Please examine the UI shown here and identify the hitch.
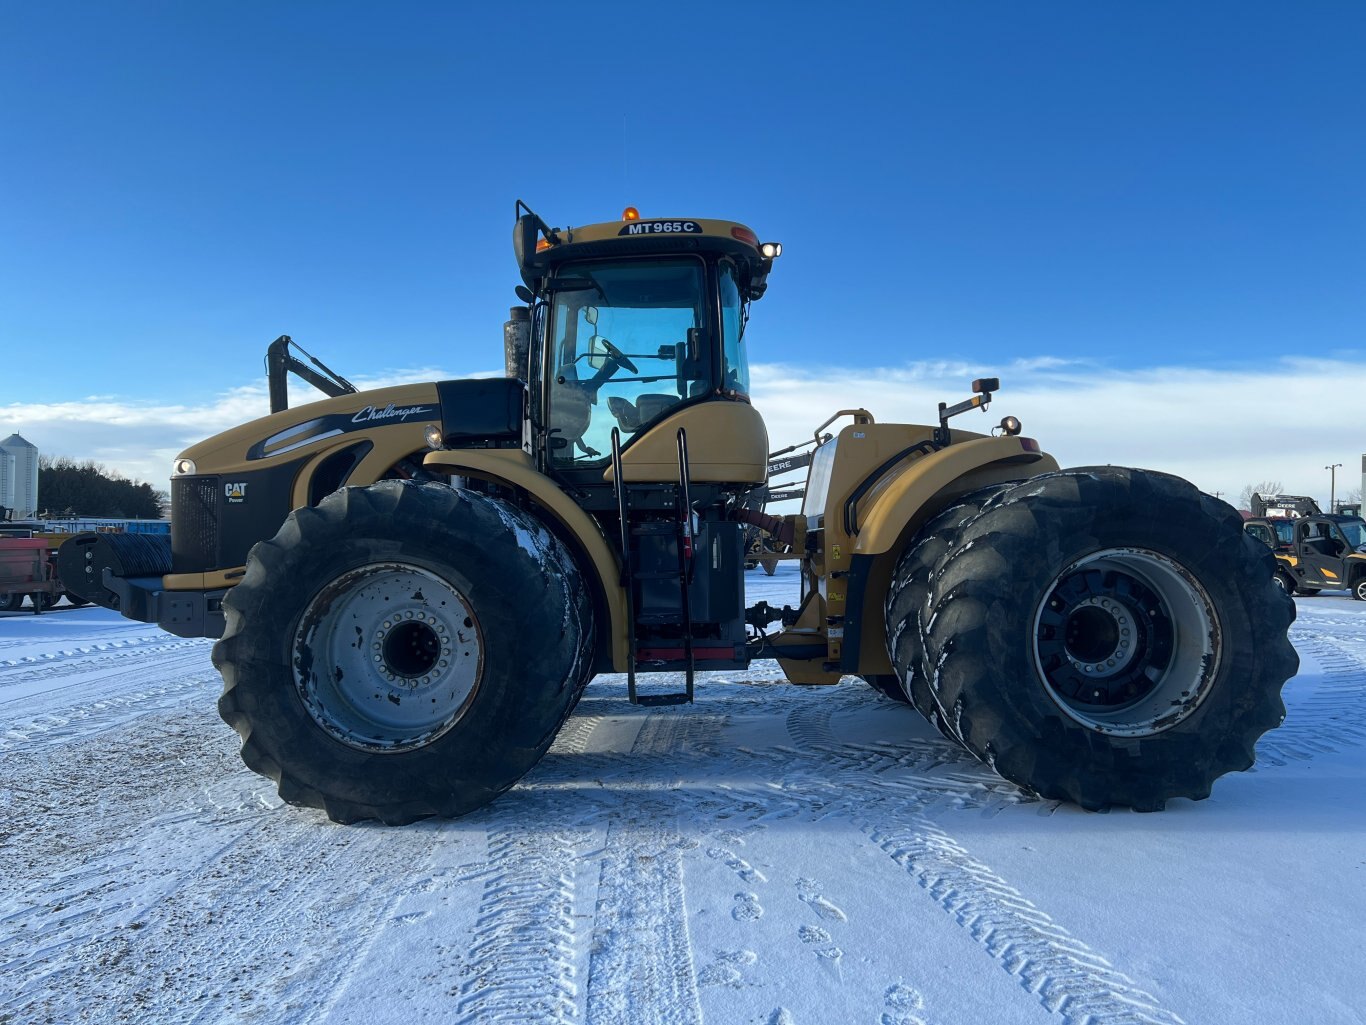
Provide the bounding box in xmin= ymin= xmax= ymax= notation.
xmin=745 ymin=601 xmax=798 ymax=630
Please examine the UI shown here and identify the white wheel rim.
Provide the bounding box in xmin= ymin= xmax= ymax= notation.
xmin=293 ymin=562 xmax=484 ymax=752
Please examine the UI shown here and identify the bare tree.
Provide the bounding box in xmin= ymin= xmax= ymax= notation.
xmin=1239 ymin=481 xmax=1283 ymax=510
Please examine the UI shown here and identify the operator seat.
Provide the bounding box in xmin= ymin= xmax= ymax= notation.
xmin=607 ymin=394 xmax=677 ymax=433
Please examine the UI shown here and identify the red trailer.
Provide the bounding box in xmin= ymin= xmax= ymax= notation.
xmin=0 ymin=537 xmax=65 ymax=613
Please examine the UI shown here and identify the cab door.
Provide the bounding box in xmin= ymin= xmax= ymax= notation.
xmin=1295 ymin=518 xmax=1349 ymax=588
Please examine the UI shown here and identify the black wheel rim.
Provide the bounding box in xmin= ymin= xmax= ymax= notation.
xmin=1032 ymin=548 xmax=1220 ymax=736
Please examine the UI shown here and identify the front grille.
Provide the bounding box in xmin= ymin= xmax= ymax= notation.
xmin=172 ymin=476 xmax=219 ymax=573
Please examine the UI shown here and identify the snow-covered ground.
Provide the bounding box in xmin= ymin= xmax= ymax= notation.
xmin=2 ymin=566 xmax=1364 ymax=1025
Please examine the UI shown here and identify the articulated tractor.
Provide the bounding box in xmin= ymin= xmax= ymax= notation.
xmin=61 ymin=204 xmax=1297 ymax=824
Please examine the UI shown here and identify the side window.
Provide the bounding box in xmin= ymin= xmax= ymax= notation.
xmin=719 ymin=262 xmax=749 ymax=397
xmin=547 ymin=260 xmax=709 ymax=466
xmin=1246 ymin=524 xmax=1273 ymax=548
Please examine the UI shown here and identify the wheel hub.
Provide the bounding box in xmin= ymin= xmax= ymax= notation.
xmin=1032 ymin=548 xmax=1219 ymax=736
xmin=293 ymin=562 xmax=484 ymax=752
xmin=1063 ymin=598 xmax=1133 ymax=674
xmin=377 ymin=616 xmax=445 ymax=683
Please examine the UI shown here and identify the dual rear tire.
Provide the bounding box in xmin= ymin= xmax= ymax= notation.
xmin=884 ymin=467 xmax=1298 ymax=810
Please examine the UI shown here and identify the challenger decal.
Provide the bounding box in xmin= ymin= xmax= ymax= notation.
xmin=350 ymin=404 xmax=435 ymax=424
xmin=248 ymin=405 xmax=436 ymax=461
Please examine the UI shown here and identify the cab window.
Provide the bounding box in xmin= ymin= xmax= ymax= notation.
xmin=1339 ymin=519 xmax=1365 ymax=549
xmin=719 ymin=261 xmax=749 ymax=397
xmin=546 ymin=259 xmax=709 ymax=466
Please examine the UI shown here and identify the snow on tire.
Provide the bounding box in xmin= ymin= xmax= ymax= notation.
xmin=920 ymin=467 xmax=1298 ymax=811
xmin=883 ymin=483 xmax=1016 ymax=734
xmin=213 ymin=480 xmax=595 ymax=825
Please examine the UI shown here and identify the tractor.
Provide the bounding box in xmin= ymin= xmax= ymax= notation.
xmin=60 ymin=202 xmax=1297 ymax=824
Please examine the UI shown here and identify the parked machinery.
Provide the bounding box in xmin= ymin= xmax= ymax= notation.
xmin=63 ymin=203 xmax=1297 ymax=823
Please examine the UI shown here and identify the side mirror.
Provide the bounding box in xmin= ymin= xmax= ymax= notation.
xmin=686 ymin=326 xmax=704 ymax=364
xmin=588 ymin=336 xmax=609 ymax=370
xmin=513 ymin=213 xmax=539 ymax=273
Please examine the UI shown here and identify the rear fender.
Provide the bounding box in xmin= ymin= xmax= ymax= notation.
xmin=840 ymin=434 xmax=1059 ymax=675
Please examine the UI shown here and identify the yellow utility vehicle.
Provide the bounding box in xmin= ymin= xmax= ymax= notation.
xmin=62 ymin=203 xmax=1297 ymax=823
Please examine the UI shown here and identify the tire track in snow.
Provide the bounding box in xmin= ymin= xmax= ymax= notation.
xmin=581 ymin=700 xmax=724 ymax=1025
xmin=778 ymin=686 xmax=1186 ymax=1025
xmin=2 ymin=701 xmax=354 ymax=1025
xmin=0 ymin=704 xmax=446 ymax=1025
xmin=781 ymin=688 xmax=1033 ymax=813
xmin=1255 ymin=629 xmax=1366 ymax=767
xmin=0 ymin=650 xmax=217 ymax=754
xmin=0 ymin=634 xmax=206 ymax=679
xmin=453 ymin=814 xmax=589 ymax=1025
xmin=585 ymin=807 xmax=702 ymax=1025
xmin=448 ymin=689 xmax=725 ymax=1025
xmin=870 ymin=817 xmax=1185 ymax=1025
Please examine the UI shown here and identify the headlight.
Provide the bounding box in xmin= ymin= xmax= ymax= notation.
xmin=424 ymin=424 xmax=444 ymax=450
xmin=173 ymin=458 xmax=197 ymax=476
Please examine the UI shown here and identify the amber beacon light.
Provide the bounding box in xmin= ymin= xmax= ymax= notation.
xmin=622 ymin=206 xmax=640 ymax=221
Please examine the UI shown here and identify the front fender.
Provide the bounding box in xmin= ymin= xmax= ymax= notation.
xmin=424 ymin=448 xmax=627 ymax=671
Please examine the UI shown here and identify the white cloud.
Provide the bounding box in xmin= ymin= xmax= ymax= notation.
xmin=0 ymin=366 xmax=488 ymax=494
xmin=752 ymin=356 xmax=1365 ymax=508
xmin=2 ymin=357 xmax=1362 ymax=510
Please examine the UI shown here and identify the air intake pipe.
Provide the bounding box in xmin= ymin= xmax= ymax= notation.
xmin=504 ymin=307 xmax=530 ymax=380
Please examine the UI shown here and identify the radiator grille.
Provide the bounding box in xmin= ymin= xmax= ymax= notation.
xmin=172 ymin=477 xmax=219 ymax=573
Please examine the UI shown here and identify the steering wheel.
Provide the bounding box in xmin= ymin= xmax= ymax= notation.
xmin=598 ymin=338 xmax=639 ymax=374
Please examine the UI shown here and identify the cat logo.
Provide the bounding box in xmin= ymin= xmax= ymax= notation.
xmin=224 ymin=482 xmax=248 ymax=504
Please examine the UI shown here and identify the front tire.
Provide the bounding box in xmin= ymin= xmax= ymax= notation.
xmin=920 ymin=467 xmax=1297 ymax=811
xmin=214 ymin=480 xmax=595 ymax=825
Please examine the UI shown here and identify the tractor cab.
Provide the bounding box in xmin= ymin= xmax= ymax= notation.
xmin=511 ymin=204 xmax=778 ymax=487
xmin=494 ymin=204 xmax=785 ymax=701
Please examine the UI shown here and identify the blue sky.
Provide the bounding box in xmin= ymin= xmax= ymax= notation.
xmin=2 ymin=3 xmax=1364 ymax=501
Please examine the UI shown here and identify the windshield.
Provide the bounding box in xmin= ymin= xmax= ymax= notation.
xmin=545 ymin=258 xmax=709 ymax=465
xmin=1338 ymin=519 xmax=1366 ymax=549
